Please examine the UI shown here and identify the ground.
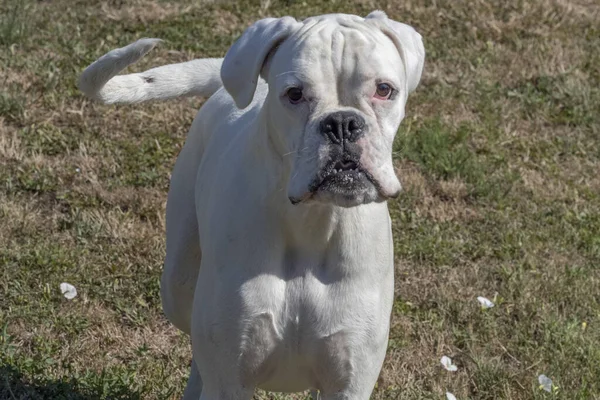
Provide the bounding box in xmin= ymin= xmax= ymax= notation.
xmin=0 ymin=0 xmax=599 ymax=399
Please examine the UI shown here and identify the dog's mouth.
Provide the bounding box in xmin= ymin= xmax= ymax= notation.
xmin=330 ymin=159 xmax=359 ymax=174
xmin=288 ymin=142 xmax=394 ymax=206
xmin=318 ymin=159 xmax=367 ymax=185
xmin=301 ymin=156 xmax=380 ymax=203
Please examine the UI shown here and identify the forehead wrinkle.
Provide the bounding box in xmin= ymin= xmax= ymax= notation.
xmin=312 ymin=25 xmax=374 ymax=97
xmin=336 ymin=28 xmax=380 ymax=106
xmin=287 ymin=18 xmax=375 ymax=55
xmin=274 ymin=18 xmax=397 ymax=105
xmin=331 ymin=29 xmax=345 ymax=80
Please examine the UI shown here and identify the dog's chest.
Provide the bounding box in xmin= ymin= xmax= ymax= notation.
xmin=197 ymin=222 xmax=394 ymax=392
xmin=237 ymin=273 xmax=359 ymax=392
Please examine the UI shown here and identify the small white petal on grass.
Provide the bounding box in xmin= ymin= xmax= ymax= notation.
xmin=446 ymin=392 xmax=457 ymax=400
xmin=440 ymin=356 xmax=458 ymax=372
xmin=75 ymin=168 xmax=81 ymax=173
xmin=59 ymin=282 xmax=77 ymax=299
xmin=538 ymin=374 xmax=552 ymax=392
xmin=477 ymin=296 xmax=494 ymax=309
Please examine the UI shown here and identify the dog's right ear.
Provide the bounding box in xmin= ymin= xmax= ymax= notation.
xmin=221 ymin=17 xmax=301 ymax=109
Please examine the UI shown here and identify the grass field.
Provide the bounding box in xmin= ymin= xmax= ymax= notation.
xmin=1 ymin=0 xmax=599 ymax=399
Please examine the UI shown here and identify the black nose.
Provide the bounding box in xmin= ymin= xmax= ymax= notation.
xmin=320 ymin=111 xmax=365 ymax=144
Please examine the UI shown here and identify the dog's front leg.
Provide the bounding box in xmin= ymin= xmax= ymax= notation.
xmin=318 ymin=343 xmax=388 ymax=400
xmin=189 ymin=313 xmax=256 ymax=400
xmin=182 ymin=358 xmax=203 ymax=400
xmin=184 ymin=355 xmax=253 ymax=400
xmin=320 ymin=379 xmax=381 ymax=400
xmin=197 ymin=380 xmax=254 ymax=400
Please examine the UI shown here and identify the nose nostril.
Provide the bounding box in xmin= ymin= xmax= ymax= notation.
xmin=321 ymin=112 xmax=365 ymax=144
xmin=349 ymin=117 xmax=365 ymax=130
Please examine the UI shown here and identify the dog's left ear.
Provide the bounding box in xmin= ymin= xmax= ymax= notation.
xmin=221 ymin=17 xmax=302 ymax=109
xmin=366 ymin=11 xmax=425 ymax=94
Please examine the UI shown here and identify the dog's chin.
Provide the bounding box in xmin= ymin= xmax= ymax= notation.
xmin=313 ymin=186 xmax=381 ymax=207
xmin=313 ymin=170 xmax=380 ymax=207
xmin=289 ymin=169 xmax=383 ymax=208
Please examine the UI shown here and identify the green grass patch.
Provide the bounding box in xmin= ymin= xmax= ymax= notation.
xmin=507 ymin=75 xmax=600 ymax=128
xmin=1 ymin=0 xmax=599 ymax=398
xmin=0 ymin=91 xmax=26 ymax=124
xmin=395 ymin=119 xmax=478 ymax=182
xmin=0 ymin=0 xmax=32 ymax=47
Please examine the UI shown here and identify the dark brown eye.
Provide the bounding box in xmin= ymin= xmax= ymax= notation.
xmin=375 ymin=83 xmax=393 ymax=99
xmin=286 ymin=87 xmax=303 ymax=104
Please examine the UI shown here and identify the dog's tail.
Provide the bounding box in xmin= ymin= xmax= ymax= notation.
xmin=78 ymin=38 xmax=223 ymax=104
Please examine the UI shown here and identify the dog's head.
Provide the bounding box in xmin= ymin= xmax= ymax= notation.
xmin=221 ymin=11 xmax=425 ymax=207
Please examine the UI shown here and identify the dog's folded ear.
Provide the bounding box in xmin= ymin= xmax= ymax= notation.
xmin=221 ymin=17 xmax=302 ymax=109
xmin=365 ymin=11 xmax=425 ymax=94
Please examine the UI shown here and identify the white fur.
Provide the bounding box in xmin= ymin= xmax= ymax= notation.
xmin=78 ymin=38 xmax=222 ymax=103
xmin=221 ymin=16 xmax=302 ymax=109
xmin=366 ymin=11 xmax=425 ymax=94
xmin=79 ymin=11 xmax=424 ymax=400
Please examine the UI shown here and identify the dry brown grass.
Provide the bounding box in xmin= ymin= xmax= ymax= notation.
xmin=1 ymin=0 xmax=599 ymax=399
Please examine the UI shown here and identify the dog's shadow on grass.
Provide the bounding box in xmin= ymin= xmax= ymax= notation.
xmin=0 ymin=364 xmax=142 ymax=400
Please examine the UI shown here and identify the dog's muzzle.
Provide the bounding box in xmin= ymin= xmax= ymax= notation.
xmin=287 ymin=111 xmax=379 ymax=206
xmin=320 ymin=111 xmax=365 ymax=144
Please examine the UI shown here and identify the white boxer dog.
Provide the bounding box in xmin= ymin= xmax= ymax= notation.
xmin=79 ymin=11 xmax=424 ymax=400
